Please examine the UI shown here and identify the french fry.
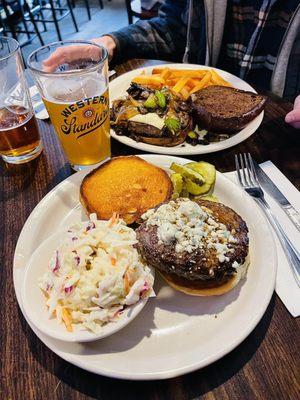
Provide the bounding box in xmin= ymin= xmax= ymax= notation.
xmin=170 ymin=71 xmax=207 ymax=79
xmin=132 ymin=75 xmax=165 ymax=87
xmin=165 ymin=78 xmax=178 ymax=86
xmin=180 ymin=87 xmax=190 ymax=101
xmin=160 ymin=67 xmax=171 ymax=80
xmin=188 ymin=78 xmax=202 ymax=88
xmin=210 ymin=69 xmax=221 ymax=85
xmin=172 ymin=77 xmax=190 ymax=93
xmin=205 ymin=82 xmax=215 ymax=87
xmin=210 ymin=69 xmax=232 ymax=87
xmin=153 ymin=68 xmax=208 ymax=78
xmin=61 ymin=308 xmax=73 ymax=332
xmin=152 ymin=67 xmax=167 ymax=74
xmin=189 ymin=72 xmax=212 ymax=94
xmin=185 ymin=83 xmax=194 ymax=91
xmin=133 ymin=68 xmax=232 ymax=98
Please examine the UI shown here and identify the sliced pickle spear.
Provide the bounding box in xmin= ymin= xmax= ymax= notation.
xmin=198 ymin=194 xmax=219 ymax=202
xmin=170 ymin=173 xmax=183 ymax=199
xmin=181 ymin=182 xmax=189 ymax=198
xmin=186 ymin=161 xmax=216 ymax=185
xmin=170 ymin=163 xmax=205 ymax=185
xmin=185 ymin=179 xmax=212 ymax=195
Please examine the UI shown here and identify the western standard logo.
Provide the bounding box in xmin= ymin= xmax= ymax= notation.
xmin=60 ymin=95 xmax=108 ymax=139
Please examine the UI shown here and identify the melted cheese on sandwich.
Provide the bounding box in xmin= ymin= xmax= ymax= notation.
xmin=129 ymin=113 xmax=165 ymax=130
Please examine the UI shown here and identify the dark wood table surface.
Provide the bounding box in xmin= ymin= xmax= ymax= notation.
xmin=1 ymin=59 xmax=299 ymax=400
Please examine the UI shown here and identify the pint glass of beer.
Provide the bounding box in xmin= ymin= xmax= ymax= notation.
xmin=28 ymin=40 xmax=110 ymax=170
xmin=0 ymin=37 xmax=42 ymax=164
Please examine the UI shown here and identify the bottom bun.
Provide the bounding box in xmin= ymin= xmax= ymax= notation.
xmin=160 ymin=256 xmax=250 ymax=296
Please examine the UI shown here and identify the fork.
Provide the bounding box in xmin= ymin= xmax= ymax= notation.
xmin=235 ymin=153 xmax=300 ymax=287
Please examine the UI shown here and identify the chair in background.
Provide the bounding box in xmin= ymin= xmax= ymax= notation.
xmin=125 ymin=0 xmax=159 ymax=24
xmin=0 ymin=0 xmax=44 ymax=46
xmin=71 ymin=0 xmax=103 ymax=21
xmin=28 ymin=0 xmax=79 ymax=41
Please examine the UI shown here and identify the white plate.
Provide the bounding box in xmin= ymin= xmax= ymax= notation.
xmin=14 ymin=154 xmax=276 ymax=380
xmin=21 ymin=230 xmax=154 ymax=343
xmin=109 ymin=63 xmax=264 ymax=155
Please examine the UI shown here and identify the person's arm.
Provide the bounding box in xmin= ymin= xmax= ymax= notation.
xmin=42 ymin=0 xmax=188 ymax=72
xmin=108 ymin=0 xmax=188 ymax=65
xmin=285 ymin=95 xmax=300 ymax=128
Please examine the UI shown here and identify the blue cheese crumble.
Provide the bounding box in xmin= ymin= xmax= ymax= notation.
xmin=141 ymin=198 xmax=237 ymax=263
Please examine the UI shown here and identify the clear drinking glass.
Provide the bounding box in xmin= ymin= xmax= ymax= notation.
xmin=0 ymin=37 xmax=42 ymax=164
xmin=27 ymin=40 xmax=111 ymax=171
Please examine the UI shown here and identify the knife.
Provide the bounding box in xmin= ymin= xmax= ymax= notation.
xmin=253 ymin=159 xmax=300 ymax=232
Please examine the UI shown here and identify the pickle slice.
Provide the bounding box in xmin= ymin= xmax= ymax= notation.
xmin=170 ymin=163 xmax=205 ymax=185
xmin=181 ymin=182 xmax=189 ymax=198
xmin=170 ymin=173 xmax=183 ymax=199
xmin=186 ymin=161 xmax=216 ymax=185
xmin=185 ymin=179 xmax=209 ymax=196
xmin=184 ymin=162 xmax=216 ymax=195
xmin=198 ymin=194 xmax=219 ymax=202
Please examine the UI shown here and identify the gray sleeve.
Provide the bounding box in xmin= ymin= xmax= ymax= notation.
xmin=107 ymin=0 xmax=188 ymax=65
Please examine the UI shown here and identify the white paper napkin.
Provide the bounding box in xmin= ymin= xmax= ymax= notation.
xmin=30 ymin=86 xmax=49 ymax=120
xmin=225 ymin=161 xmax=300 ymax=317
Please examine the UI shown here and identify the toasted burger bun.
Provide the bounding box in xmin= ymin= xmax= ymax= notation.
xmin=80 ymin=156 xmax=173 ymax=224
xmin=159 ymin=255 xmax=250 ymax=296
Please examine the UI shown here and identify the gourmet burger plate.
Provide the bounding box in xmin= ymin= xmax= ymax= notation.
xmin=14 ymin=154 xmax=276 ymax=380
xmin=109 ymin=63 xmax=265 ymax=155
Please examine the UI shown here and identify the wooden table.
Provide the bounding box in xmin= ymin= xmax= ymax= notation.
xmin=1 ymin=59 xmax=299 ymax=400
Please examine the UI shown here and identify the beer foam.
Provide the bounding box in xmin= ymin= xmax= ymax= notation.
xmin=44 ymin=76 xmax=107 ymax=104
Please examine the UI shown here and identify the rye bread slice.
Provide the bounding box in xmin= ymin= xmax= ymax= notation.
xmin=191 ymin=85 xmax=266 ymax=133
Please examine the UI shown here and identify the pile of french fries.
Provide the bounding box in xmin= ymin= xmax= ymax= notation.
xmin=131 ymin=67 xmax=232 ymax=100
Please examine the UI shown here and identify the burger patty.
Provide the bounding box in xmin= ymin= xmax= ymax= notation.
xmin=136 ymin=200 xmax=249 ymax=282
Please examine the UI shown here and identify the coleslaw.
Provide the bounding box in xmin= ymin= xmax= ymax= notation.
xmin=39 ymin=213 xmax=154 ymax=333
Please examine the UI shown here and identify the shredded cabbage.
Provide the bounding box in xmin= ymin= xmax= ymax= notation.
xmin=39 ymin=213 xmax=154 ymax=333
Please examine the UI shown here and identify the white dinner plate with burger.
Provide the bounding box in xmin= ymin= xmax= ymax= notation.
xmin=14 ymin=154 xmax=276 ymax=380
xmin=109 ymin=64 xmax=264 ymax=155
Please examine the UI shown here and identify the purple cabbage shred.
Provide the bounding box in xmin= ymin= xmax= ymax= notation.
xmin=52 ymin=250 xmax=60 ymax=274
xmin=86 ymin=221 xmax=96 ymax=231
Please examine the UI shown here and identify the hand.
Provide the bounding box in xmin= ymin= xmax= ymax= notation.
xmin=285 ymin=95 xmax=300 ymax=129
xmin=42 ymin=36 xmax=116 ymax=72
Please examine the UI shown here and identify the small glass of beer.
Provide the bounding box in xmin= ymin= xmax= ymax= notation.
xmin=0 ymin=37 xmax=42 ymax=164
xmin=28 ymin=40 xmax=111 ymax=171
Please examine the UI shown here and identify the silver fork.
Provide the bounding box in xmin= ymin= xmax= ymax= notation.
xmin=235 ymin=153 xmax=300 ymax=287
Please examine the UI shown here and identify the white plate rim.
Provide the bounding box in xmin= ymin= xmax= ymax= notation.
xmin=13 ymin=154 xmax=276 ymax=380
xmin=109 ymin=64 xmax=264 ymax=155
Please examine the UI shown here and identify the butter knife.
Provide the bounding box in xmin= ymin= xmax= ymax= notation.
xmin=253 ymin=159 xmax=300 ymax=231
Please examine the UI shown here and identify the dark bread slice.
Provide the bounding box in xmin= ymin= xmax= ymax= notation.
xmin=191 ymin=85 xmax=266 ymax=133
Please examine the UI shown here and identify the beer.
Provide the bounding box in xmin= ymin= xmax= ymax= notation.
xmin=28 ymin=40 xmax=110 ymax=170
xmin=0 ymin=106 xmax=40 ymax=157
xmin=42 ymin=78 xmax=110 ymax=167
